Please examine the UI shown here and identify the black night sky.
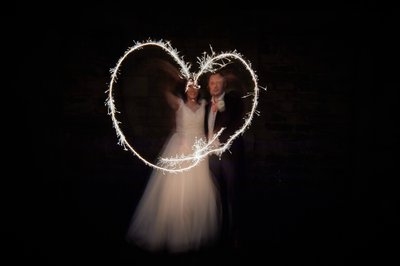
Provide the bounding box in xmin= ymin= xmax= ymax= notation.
xmin=9 ymin=1 xmax=398 ymax=265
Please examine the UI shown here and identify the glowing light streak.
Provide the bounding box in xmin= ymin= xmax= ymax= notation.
xmin=106 ymin=39 xmax=266 ymax=173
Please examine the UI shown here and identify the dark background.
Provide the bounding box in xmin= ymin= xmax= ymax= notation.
xmin=10 ymin=1 xmax=398 ymax=265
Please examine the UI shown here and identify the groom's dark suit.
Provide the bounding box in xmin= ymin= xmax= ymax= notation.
xmin=205 ymin=89 xmax=245 ymax=244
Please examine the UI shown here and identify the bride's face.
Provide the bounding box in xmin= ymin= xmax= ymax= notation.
xmin=186 ymin=85 xmax=199 ymax=100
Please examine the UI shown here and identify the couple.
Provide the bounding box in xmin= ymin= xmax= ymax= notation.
xmin=126 ymin=71 xmax=244 ymax=253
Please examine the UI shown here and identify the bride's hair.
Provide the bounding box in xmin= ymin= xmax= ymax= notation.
xmin=177 ymin=79 xmax=204 ymax=103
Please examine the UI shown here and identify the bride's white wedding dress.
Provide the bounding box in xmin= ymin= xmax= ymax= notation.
xmin=126 ymin=99 xmax=220 ymax=253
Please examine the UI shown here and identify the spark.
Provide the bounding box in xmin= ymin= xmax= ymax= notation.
xmin=106 ymin=39 xmax=265 ymax=173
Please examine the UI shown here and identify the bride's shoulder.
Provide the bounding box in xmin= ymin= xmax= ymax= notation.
xmin=200 ymin=99 xmax=207 ymax=105
xmin=172 ymin=98 xmax=184 ymax=111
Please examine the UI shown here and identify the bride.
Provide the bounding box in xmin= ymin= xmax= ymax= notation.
xmin=126 ymin=81 xmax=221 ymax=253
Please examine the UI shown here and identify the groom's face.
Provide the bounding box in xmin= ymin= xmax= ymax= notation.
xmin=208 ymin=73 xmax=225 ymax=98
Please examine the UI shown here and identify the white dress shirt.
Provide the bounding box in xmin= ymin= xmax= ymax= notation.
xmin=208 ymin=92 xmax=225 ymax=141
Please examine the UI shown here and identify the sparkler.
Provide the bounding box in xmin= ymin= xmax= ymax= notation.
xmin=106 ymin=39 xmax=265 ymax=173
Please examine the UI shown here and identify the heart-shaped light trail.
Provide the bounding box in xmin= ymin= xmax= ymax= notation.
xmin=106 ymin=39 xmax=265 ymax=173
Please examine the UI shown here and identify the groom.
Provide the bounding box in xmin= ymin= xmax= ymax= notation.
xmin=205 ymin=71 xmax=245 ymax=247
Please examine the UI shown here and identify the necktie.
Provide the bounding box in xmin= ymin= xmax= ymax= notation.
xmin=211 ymin=98 xmax=218 ymax=113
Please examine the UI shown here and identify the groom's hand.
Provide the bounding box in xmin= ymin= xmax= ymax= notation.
xmin=211 ymin=138 xmax=221 ymax=150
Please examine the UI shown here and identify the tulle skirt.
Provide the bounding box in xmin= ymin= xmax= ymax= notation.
xmin=126 ymin=132 xmax=221 ymax=253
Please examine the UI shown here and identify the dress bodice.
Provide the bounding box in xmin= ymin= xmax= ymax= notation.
xmin=175 ymin=99 xmax=206 ymax=136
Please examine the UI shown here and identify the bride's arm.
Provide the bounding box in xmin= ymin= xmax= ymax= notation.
xmin=164 ymin=86 xmax=180 ymax=111
xmin=152 ymin=58 xmax=183 ymax=111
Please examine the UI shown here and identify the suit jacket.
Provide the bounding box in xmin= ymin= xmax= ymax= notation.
xmin=205 ymin=90 xmax=245 ymax=160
